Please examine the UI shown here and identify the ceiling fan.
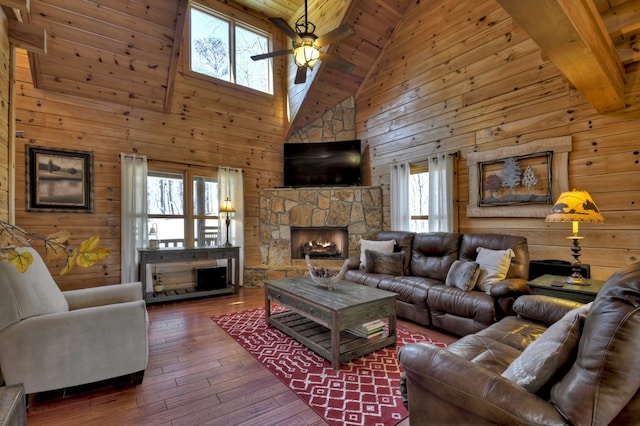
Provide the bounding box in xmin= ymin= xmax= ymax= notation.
xmin=251 ymin=0 xmax=356 ymax=84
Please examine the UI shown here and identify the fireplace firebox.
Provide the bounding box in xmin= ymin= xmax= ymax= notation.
xmin=290 ymin=227 xmax=348 ymax=260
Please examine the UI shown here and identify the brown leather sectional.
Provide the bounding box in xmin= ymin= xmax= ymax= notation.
xmin=344 ymin=231 xmax=530 ymax=336
xmin=398 ymin=260 xmax=640 ymax=425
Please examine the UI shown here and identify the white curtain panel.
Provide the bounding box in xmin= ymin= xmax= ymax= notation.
xmin=428 ymin=153 xmax=455 ymax=232
xmin=218 ymin=166 xmax=244 ymax=286
xmin=390 ymin=161 xmax=411 ymax=231
xmin=120 ymin=153 xmax=148 ymax=285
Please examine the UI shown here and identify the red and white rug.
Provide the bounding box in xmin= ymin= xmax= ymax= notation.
xmin=211 ymin=307 xmax=446 ymax=426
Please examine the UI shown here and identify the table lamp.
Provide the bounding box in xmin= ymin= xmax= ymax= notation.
xmin=545 ymin=189 xmax=604 ymax=285
xmin=148 ymin=223 xmax=159 ymax=249
xmin=220 ymin=197 xmax=235 ymax=247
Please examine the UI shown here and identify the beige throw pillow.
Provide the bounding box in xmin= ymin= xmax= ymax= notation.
xmin=445 ymin=260 xmax=480 ymax=291
xmin=359 ymin=239 xmax=395 ymax=270
xmin=502 ymin=303 xmax=590 ymax=393
xmin=475 ymin=247 xmax=514 ymax=293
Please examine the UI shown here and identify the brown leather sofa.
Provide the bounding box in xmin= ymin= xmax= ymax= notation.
xmin=344 ymin=231 xmax=530 ymax=336
xmin=398 ymin=260 xmax=640 ymax=425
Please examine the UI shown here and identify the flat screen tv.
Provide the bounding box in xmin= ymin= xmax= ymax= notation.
xmin=284 ymin=140 xmax=361 ymax=187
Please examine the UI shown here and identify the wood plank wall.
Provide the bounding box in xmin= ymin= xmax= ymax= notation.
xmin=355 ymin=0 xmax=640 ymax=280
xmin=0 ymin=9 xmax=9 ymax=222
xmin=12 ymin=4 xmax=287 ymax=290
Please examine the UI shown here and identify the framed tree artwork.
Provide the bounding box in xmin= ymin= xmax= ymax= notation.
xmin=478 ymin=152 xmax=552 ymax=207
xmin=26 ymin=146 xmax=94 ymax=212
xmin=467 ymin=136 xmax=571 ymax=217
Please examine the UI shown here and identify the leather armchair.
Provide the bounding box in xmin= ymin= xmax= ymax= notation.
xmin=0 ymin=248 xmax=148 ymax=394
xmin=398 ymin=260 xmax=640 ymax=425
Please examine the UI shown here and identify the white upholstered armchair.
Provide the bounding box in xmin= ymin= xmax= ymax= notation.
xmin=0 ymin=248 xmax=148 ymax=395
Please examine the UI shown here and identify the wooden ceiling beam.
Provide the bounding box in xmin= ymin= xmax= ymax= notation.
xmin=163 ymin=0 xmax=187 ymax=114
xmin=496 ymin=0 xmax=626 ymax=113
xmin=0 ymin=0 xmax=30 ymax=23
xmin=8 ymin=19 xmax=45 ymax=54
xmin=599 ymin=0 xmax=640 ymax=41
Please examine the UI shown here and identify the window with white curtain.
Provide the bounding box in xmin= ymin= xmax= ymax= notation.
xmin=409 ymin=163 xmax=429 ymax=232
xmin=389 ymin=154 xmax=455 ymax=232
xmin=147 ymin=164 xmax=219 ymax=248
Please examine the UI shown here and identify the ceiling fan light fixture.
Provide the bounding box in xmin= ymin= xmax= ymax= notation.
xmin=294 ymin=44 xmax=320 ymax=69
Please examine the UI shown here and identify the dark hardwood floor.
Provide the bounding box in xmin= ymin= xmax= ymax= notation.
xmin=25 ymin=287 xmax=457 ymax=425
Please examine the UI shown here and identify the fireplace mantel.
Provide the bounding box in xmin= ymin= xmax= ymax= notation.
xmin=258 ymin=186 xmax=383 ymax=268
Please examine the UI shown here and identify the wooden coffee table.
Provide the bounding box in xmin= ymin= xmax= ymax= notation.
xmin=264 ymin=276 xmax=397 ymax=370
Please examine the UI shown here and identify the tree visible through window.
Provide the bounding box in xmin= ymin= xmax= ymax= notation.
xmin=148 ymin=168 xmax=219 ymax=248
xmin=190 ymin=5 xmax=271 ymax=93
xmin=410 ymin=163 xmax=429 ymax=232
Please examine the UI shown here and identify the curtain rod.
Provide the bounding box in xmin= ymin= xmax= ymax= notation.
xmin=393 ymin=150 xmax=458 ymax=166
xmin=119 ymin=153 xmax=239 ymax=170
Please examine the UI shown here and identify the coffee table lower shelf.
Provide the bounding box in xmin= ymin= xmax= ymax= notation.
xmin=268 ymin=310 xmax=396 ymax=369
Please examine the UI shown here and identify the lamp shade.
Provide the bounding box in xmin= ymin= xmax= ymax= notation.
xmin=220 ymin=197 xmax=235 ymax=213
xmin=294 ymin=44 xmax=320 ymax=69
xmin=546 ymin=190 xmax=604 ymax=223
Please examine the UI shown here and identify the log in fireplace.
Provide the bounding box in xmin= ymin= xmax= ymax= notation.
xmin=290 ymin=226 xmax=349 ymax=260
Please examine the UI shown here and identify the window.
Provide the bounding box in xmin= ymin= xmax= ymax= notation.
xmin=189 ymin=4 xmax=272 ymax=93
xmin=147 ymin=166 xmax=219 ymax=248
xmin=409 ymin=163 xmax=429 ymax=232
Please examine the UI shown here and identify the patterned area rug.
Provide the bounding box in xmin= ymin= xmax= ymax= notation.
xmin=211 ymin=307 xmax=446 ymax=426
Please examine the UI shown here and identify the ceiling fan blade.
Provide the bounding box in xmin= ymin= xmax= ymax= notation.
xmin=251 ymin=50 xmax=293 ymax=61
xmin=270 ymin=17 xmax=302 ymax=43
xmin=319 ymin=52 xmax=355 ymax=74
xmin=294 ymin=66 xmax=307 ymax=84
xmin=315 ymin=24 xmax=356 ymax=47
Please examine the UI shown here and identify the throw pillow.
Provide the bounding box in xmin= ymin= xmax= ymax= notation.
xmin=475 ymin=247 xmax=515 ymax=293
xmin=502 ymin=303 xmax=590 ymax=393
xmin=445 ymin=260 xmax=480 ymax=291
xmin=359 ymin=239 xmax=395 ymax=270
xmin=364 ymin=250 xmax=404 ymax=275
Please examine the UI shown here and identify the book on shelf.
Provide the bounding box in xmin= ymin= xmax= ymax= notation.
xmin=347 ymin=319 xmax=385 ymax=339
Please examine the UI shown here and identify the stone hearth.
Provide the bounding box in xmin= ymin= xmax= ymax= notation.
xmin=244 ymin=186 xmax=382 ymax=286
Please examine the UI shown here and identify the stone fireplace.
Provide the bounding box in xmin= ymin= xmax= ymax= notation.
xmin=244 ymin=186 xmax=383 ymax=285
xmin=290 ymin=226 xmax=349 ymax=260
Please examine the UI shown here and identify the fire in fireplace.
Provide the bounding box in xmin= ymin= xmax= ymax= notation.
xmin=291 ymin=227 xmax=348 ymax=260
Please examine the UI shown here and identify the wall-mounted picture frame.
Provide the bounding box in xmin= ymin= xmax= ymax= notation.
xmin=26 ymin=146 xmax=94 ymax=212
xmin=478 ymin=152 xmax=553 ymax=207
xmin=467 ymin=136 xmax=572 ymax=218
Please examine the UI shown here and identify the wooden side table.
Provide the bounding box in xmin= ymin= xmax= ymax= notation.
xmin=0 ymin=384 xmax=26 ymax=426
xmin=527 ymin=274 xmax=606 ymax=303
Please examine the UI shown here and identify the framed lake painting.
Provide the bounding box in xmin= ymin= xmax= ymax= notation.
xmin=26 ymin=146 xmax=94 ymax=212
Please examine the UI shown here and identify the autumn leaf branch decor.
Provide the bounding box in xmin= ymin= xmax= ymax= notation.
xmin=0 ymin=222 xmax=111 ymax=274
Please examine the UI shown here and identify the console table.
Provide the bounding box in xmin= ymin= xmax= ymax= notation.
xmin=139 ymin=246 xmax=240 ymax=304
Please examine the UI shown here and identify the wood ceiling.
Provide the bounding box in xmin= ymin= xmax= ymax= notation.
xmin=4 ymin=0 xmax=640 ymax=135
xmin=497 ymin=0 xmax=640 ymax=113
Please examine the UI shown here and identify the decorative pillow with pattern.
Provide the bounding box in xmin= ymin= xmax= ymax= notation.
xmin=364 ymin=250 xmax=404 ymax=275
xmin=359 ymin=239 xmax=395 ymax=270
xmin=475 ymin=247 xmax=515 ymax=293
xmin=445 ymin=260 xmax=481 ymax=291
